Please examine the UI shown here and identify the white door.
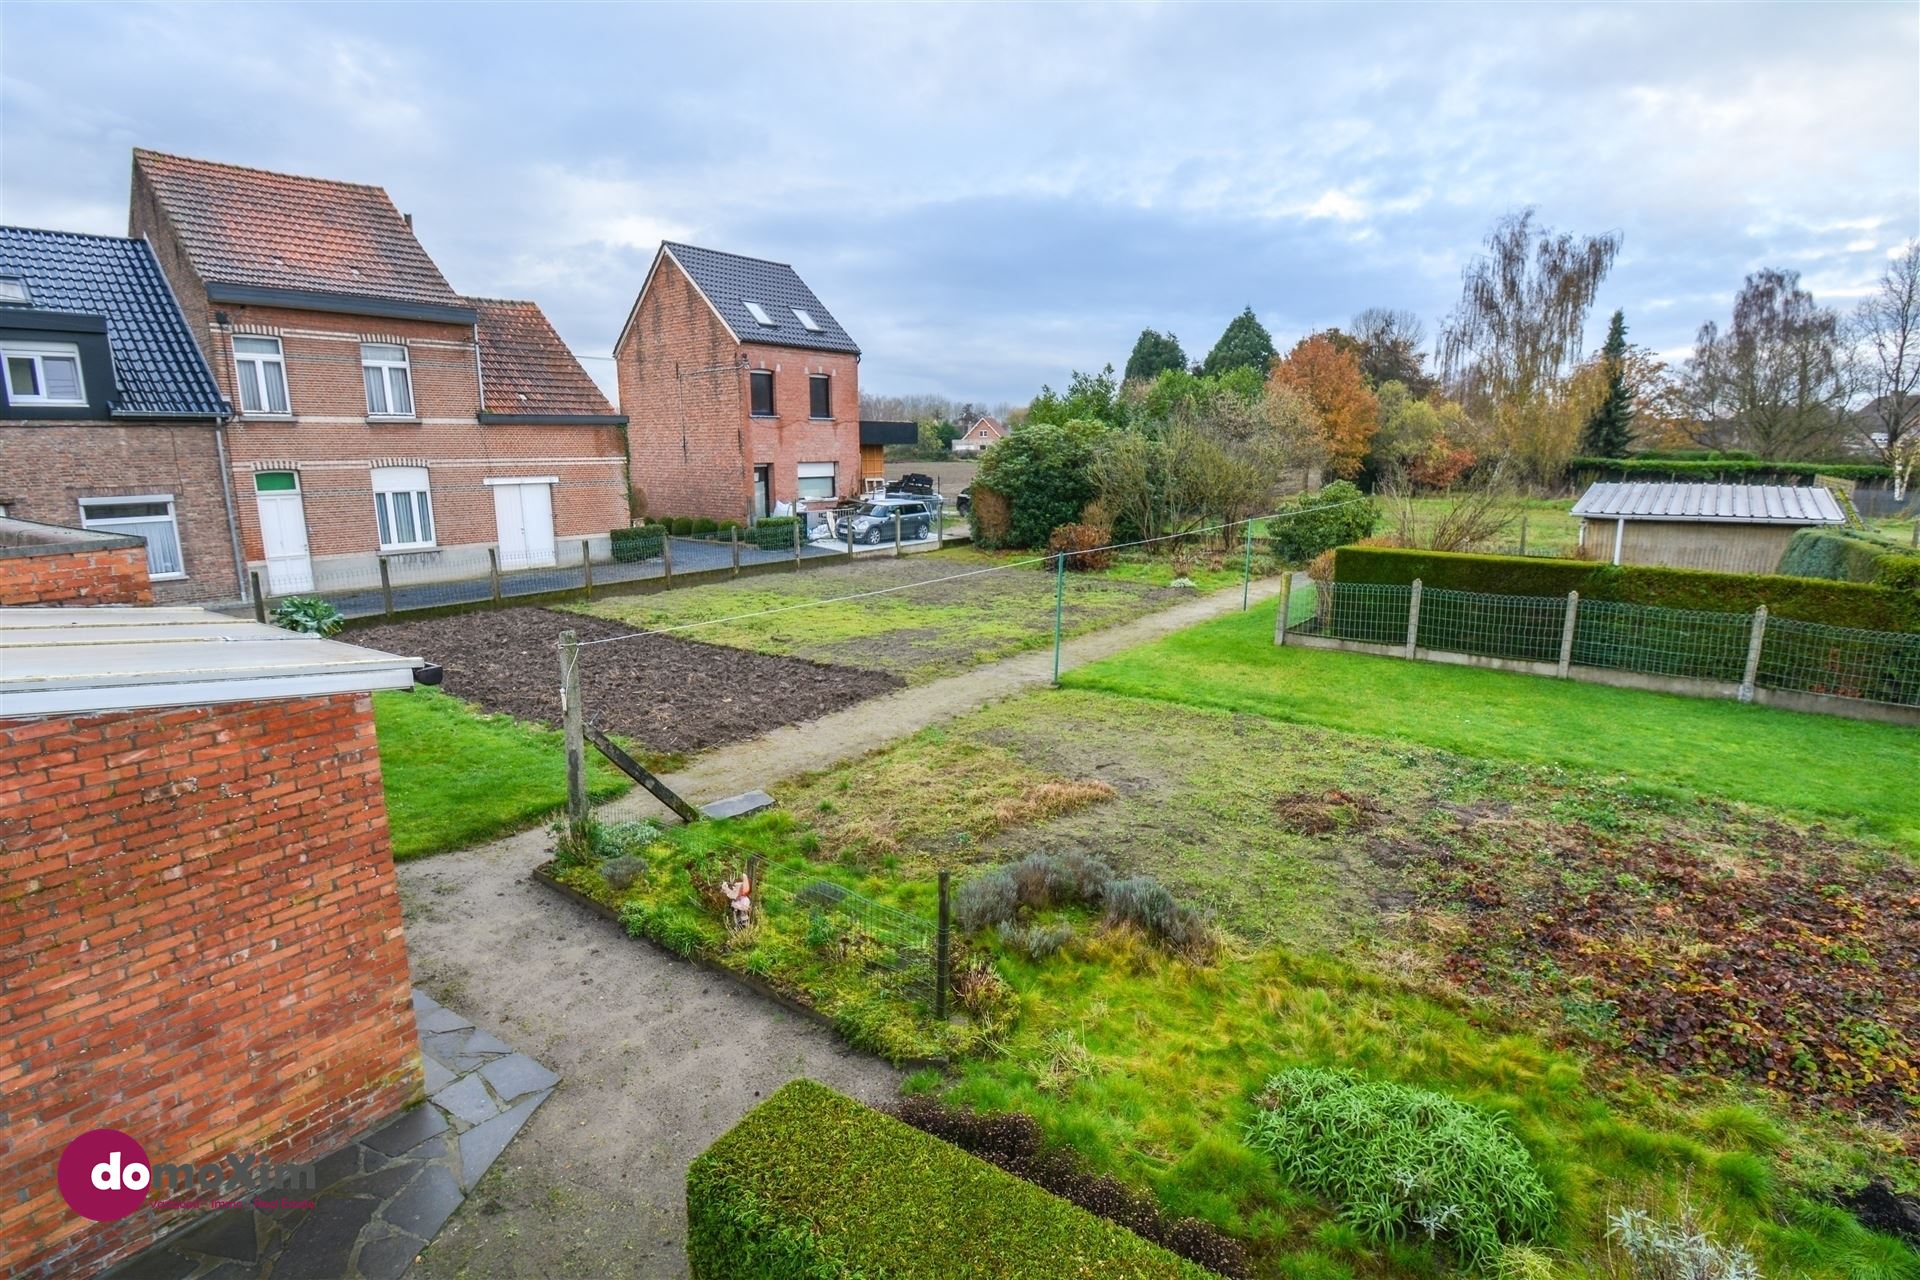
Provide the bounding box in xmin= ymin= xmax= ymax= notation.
xmin=492 ymin=481 xmax=556 ymax=569
xmin=254 ymin=472 xmax=313 ymax=594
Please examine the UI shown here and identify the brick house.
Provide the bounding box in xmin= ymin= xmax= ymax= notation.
xmin=129 ymin=149 xmax=629 ymax=594
xmin=614 ymin=241 xmax=877 ymax=523
xmin=950 ymin=414 xmax=1007 ymax=456
xmin=0 ymin=555 xmax=424 ymax=1278
xmin=0 ymin=226 xmax=243 ymax=603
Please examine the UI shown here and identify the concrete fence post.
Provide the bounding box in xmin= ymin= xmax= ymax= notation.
xmin=662 ymin=536 xmax=673 ymax=587
xmin=1557 ymin=590 xmax=1579 ymax=677
xmin=487 ymin=547 xmax=502 ymax=602
xmin=936 ymin=501 xmax=945 ymax=546
xmin=378 ymin=555 xmax=394 ymax=618
xmin=730 ymin=525 xmax=741 ymax=577
xmin=1739 ymin=605 xmax=1768 ymax=703
xmin=893 ymin=512 xmax=903 ymax=558
xmin=846 ymin=516 xmax=856 ymax=559
xmin=1274 ymin=573 xmax=1294 ymax=646
xmin=251 ymin=571 xmax=267 ymax=624
xmin=582 ymin=540 xmax=594 ymax=600
xmin=1404 ymin=579 xmax=1423 ymax=659
xmin=1518 ymin=513 xmax=1529 ymax=556
xmin=792 ymin=515 xmax=802 ymax=570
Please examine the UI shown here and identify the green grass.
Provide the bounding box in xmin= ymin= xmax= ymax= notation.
xmin=1064 ymin=605 xmax=1920 ymax=852
xmin=1380 ymin=495 xmax=1585 ymax=558
xmin=374 ymin=688 xmax=630 ymax=860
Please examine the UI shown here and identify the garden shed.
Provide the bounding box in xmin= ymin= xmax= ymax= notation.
xmin=0 ymin=606 xmax=425 ymax=1279
xmin=1572 ymin=481 xmax=1847 ymax=574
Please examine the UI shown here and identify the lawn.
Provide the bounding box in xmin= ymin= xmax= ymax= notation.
xmin=1064 ymin=604 xmax=1920 ymax=853
xmin=572 ymin=546 xmax=1263 ymax=683
xmin=374 ymin=688 xmax=629 ymax=860
xmin=1384 ymin=494 xmax=1586 ymax=557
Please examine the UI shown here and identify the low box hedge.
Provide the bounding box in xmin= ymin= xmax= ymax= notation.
xmin=1333 ymin=546 xmax=1920 ymax=633
xmin=609 ymin=524 xmax=666 ymax=562
xmin=752 ymin=515 xmax=802 ymax=551
xmin=1568 ymin=456 xmax=1894 ymax=483
xmin=686 ymin=1080 xmax=1210 ymax=1280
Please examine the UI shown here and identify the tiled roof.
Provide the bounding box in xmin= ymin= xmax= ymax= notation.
xmin=133 ymin=149 xmax=462 ymax=309
xmin=0 ymin=225 xmax=228 ymax=417
xmin=662 ymin=242 xmax=859 ymax=355
xmin=469 ymin=298 xmax=619 ymax=418
xmin=1572 ymin=482 xmax=1847 ymax=525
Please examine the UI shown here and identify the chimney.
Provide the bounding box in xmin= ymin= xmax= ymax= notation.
xmin=403 ymin=212 xmax=413 ymax=229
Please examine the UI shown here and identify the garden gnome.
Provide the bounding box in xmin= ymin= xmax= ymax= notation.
xmin=722 ymin=871 xmax=753 ymax=929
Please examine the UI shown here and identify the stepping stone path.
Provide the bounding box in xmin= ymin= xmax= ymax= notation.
xmin=100 ymin=992 xmax=556 ymax=1280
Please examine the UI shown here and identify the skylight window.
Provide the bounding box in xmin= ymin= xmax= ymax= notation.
xmin=743 ymin=301 xmax=776 ymax=327
xmin=793 ymin=308 xmax=822 ymax=332
xmin=0 ymin=276 xmax=30 ymax=305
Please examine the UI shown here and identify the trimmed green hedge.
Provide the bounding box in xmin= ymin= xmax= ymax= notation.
xmin=610 ymin=524 xmax=666 ymax=562
xmin=686 ymin=1080 xmax=1210 ymax=1280
xmin=1779 ymin=527 xmax=1920 ymax=592
xmin=1334 ymin=546 xmax=1920 ymax=633
xmin=752 ymin=515 xmax=802 ymax=551
xmin=1569 ymin=456 xmax=1893 ymax=483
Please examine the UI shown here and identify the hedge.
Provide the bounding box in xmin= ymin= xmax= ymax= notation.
xmin=1779 ymin=527 xmax=1920 ymax=592
xmin=609 ymin=524 xmax=666 ymax=562
xmin=686 ymin=1080 xmax=1210 ymax=1280
xmin=1333 ymin=546 xmax=1920 ymax=633
xmin=1569 ymin=456 xmax=1894 ymax=483
xmin=752 ymin=515 xmax=801 ymax=551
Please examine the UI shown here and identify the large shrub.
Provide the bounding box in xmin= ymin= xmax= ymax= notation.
xmin=1268 ymin=480 xmax=1380 ymax=564
xmin=687 ymin=1080 xmax=1209 ymax=1279
xmin=975 ymin=420 xmax=1102 ymax=549
xmin=1244 ymin=1068 xmax=1556 ymax=1272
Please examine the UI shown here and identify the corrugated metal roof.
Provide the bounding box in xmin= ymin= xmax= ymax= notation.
xmin=662 ymin=242 xmax=860 ymax=355
xmin=0 ymin=607 xmax=420 ymax=717
xmin=0 ymin=226 xmax=229 ymax=417
xmin=1571 ymin=482 xmax=1847 ymax=525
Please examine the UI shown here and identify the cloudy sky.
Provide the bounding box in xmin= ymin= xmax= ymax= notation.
xmin=2 ymin=2 xmax=1915 ymax=405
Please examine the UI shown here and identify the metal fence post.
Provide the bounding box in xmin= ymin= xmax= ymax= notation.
xmin=662 ymin=536 xmax=673 ymax=587
xmin=488 ymin=547 xmax=502 ymax=602
xmin=1404 ymin=579 xmax=1423 ymax=659
xmin=893 ymin=511 xmax=903 ymax=558
xmin=730 ymin=525 xmax=741 ymax=576
xmin=379 ymin=555 xmax=394 ymax=618
xmin=1557 ymin=590 xmax=1579 ymax=677
xmin=582 ymin=540 xmax=594 ymax=600
xmin=1739 ymin=605 xmax=1768 ymax=703
xmin=1274 ymin=572 xmax=1293 ymax=646
xmin=250 ymin=571 xmax=267 ymax=624
xmin=560 ymin=629 xmax=587 ymax=833
xmin=934 ymin=869 xmax=951 ymax=1021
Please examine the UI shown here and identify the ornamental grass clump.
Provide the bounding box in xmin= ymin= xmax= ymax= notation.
xmin=1244 ymin=1068 xmax=1556 ymax=1273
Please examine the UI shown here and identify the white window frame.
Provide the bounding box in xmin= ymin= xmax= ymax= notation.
xmin=371 ymin=466 xmax=435 ymax=551
xmin=231 ymin=335 xmax=290 ymax=416
xmin=361 ymin=343 xmax=416 ymax=419
xmin=3 ymin=340 xmax=86 ymax=407
xmin=796 ymin=461 xmax=837 ymax=502
xmin=79 ymin=494 xmax=185 ymax=580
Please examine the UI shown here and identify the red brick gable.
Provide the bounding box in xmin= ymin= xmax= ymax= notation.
xmin=131 ymin=149 xmax=460 ymax=308
xmin=471 ymin=297 xmax=619 ymax=417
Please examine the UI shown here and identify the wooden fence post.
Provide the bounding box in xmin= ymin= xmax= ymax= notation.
xmin=1404 ymin=579 xmax=1423 ymax=659
xmin=845 ymin=515 xmax=856 ymax=559
xmin=251 ymin=571 xmax=267 ymax=624
xmin=893 ymin=512 xmax=903 ymax=558
xmin=1274 ymin=573 xmax=1293 ymax=646
xmin=581 ymin=540 xmax=594 ymax=600
xmin=730 ymin=525 xmax=741 ymax=576
xmin=560 ymin=628 xmax=587 ymax=833
xmin=792 ymin=516 xmax=803 ymax=570
xmin=1558 ymin=590 xmax=1579 ymax=677
xmin=662 ymin=536 xmax=673 ymax=587
xmin=934 ymin=869 xmax=952 ymax=1021
xmin=488 ymin=547 xmax=502 ymax=602
xmin=378 ymin=555 xmax=394 ymax=618
xmin=936 ymin=500 xmax=945 ymax=546
xmin=1518 ymin=513 xmax=1529 ymax=556
xmin=1739 ymin=605 xmax=1768 ymax=703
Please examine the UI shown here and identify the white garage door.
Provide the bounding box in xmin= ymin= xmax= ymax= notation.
xmin=490 ymin=478 xmax=557 ymax=569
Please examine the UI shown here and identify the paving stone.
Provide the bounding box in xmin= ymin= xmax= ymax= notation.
xmin=461 ymin=1028 xmax=514 ymax=1057
xmin=455 ymin=1090 xmax=547 ymax=1191
xmin=410 ymin=990 xmax=432 ymax=1012
xmin=477 ymin=1052 xmax=560 ymax=1104
xmin=268 ymin=1196 xmax=373 ymax=1280
xmin=430 ymin=1072 xmax=500 ymax=1128
xmin=415 ymin=1003 xmax=473 ymax=1035
xmin=310 ymin=1144 xmax=364 ymax=1190
xmin=170 ymin=1210 xmax=258 ymax=1261
xmin=420 ymin=1029 xmax=471 ymax=1066
xmin=361 ymin=1104 xmax=448 ymax=1157
xmin=325 ymin=1159 xmax=420 ymax=1203
xmin=97 ymin=1247 xmax=199 ymax=1280
xmin=354 ymin=1229 xmax=427 ymax=1280
xmin=380 ymin=1162 xmax=463 ymax=1240
xmin=699 ymin=788 xmax=775 ymax=819
xmin=420 ymin=1054 xmax=456 ymax=1095
xmin=199 ymin=1264 xmax=259 ymax=1280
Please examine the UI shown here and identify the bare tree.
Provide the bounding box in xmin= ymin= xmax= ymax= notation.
xmin=1681 ymin=269 xmax=1850 ymax=461
xmin=1439 ymin=210 xmax=1621 ymax=484
xmin=1349 ymin=307 xmax=1434 ymax=395
xmin=1851 ymin=241 xmax=1920 ymax=497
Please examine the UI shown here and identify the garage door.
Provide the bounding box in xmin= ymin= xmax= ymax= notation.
xmin=490 ymin=478 xmax=557 ymax=569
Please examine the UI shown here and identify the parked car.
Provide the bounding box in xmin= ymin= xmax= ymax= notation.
xmin=834 ymin=497 xmax=936 ymax=544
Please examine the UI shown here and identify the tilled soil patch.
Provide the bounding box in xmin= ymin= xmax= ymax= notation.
xmin=349 ymin=608 xmax=902 ymax=755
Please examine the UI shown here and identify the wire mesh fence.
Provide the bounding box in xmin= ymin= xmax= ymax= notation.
xmin=759 ymin=876 xmax=941 ymax=1003
xmin=1298 ymin=580 xmax=1920 ymax=709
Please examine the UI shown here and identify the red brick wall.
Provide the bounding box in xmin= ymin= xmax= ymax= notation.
xmin=0 ymin=693 xmax=421 ymax=1280
xmin=0 ymin=543 xmax=154 ymax=606
xmin=615 ymin=257 xmax=861 ymax=522
xmin=0 ymin=423 xmax=240 ymax=603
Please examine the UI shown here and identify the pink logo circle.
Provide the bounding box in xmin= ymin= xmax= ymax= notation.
xmin=57 ymin=1129 xmax=151 ymax=1222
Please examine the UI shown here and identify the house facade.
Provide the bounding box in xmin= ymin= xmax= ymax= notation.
xmin=0 ymin=227 xmax=243 ymax=603
xmin=129 ymin=149 xmax=629 ymax=595
xmin=950 ymin=413 xmax=1007 ymax=456
xmin=614 ymin=242 xmax=862 ymax=523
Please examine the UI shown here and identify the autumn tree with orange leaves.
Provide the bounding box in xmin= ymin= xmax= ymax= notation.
xmin=1268 ymin=334 xmax=1379 ymax=479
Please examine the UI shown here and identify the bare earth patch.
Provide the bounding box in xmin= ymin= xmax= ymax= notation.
xmin=348 ymin=608 xmax=901 ymax=756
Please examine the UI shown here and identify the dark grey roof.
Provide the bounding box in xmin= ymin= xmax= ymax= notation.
xmin=663 ymin=242 xmax=859 ymax=356
xmin=0 ymin=226 xmax=228 ymax=417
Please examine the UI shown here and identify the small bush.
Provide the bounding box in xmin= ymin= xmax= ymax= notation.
xmin=1268 ymin=481 xmax=1380 ymax=564
xmin=692 ymin=517 xmax=719 ymax=535
xmin=1606 ymin=1205 xmax=1758 ymax=1280
xmin=270 ymin=596 xmax=345 ymax=636
xmin=669 ymin=516 xmax=694 ymax=536
xmin=1244 ymin=1068 xmax=1556 ymax=1272
xmin=610 ymin=524 xmax=666 ymax=562
xmin=1007 ymin=851 xmax=1114 ymax=910
xmin=997 ymin=920 xmax=1074 ymax=960
xmin=1103 ymin=876 xmax=1213 ymax=957
xmin=954 ymin=868 xmax=1020 ymax=933
xmin=1048 ymin=522 xmax=1114 ymax=571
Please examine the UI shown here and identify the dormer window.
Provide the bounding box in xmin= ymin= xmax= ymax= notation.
xmin=0 ymin=276 xmax=30 ymax=305
xmin=743 ymin=301 xmax=776 ymax=327
xmin=2 ymin=341 xmax=85 ymax=406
